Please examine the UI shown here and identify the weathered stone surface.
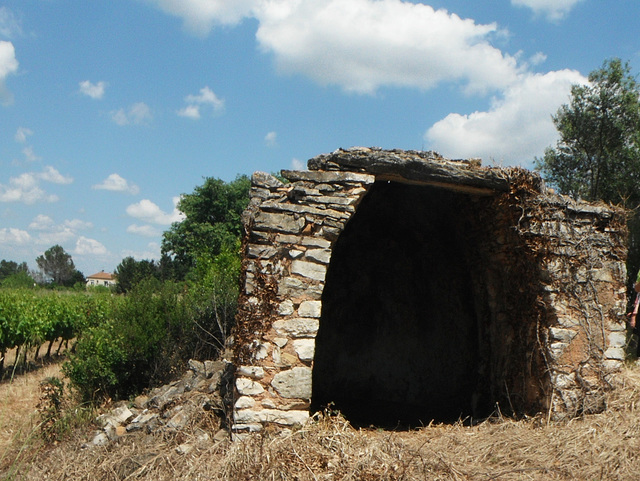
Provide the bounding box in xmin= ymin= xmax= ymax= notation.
xmin=608 ymin=331 xmax=626 ymax=348
xmin=235 ymin=396 xmax=256 ymax=409
xmin=293 ymin=339 xmax=316 ymax=361
xmin=236 ymin=378 xmax=265 ymax=396
xmin=281 ymin=169 xmax=376 ymax=185
xmin=252 ymin=171 xmax=285 ymax=189
xmin=272 ymin=318 xmax=319 ymax=338
xmin=604 ymin=347 xmax=625 ymax=360
xmin=278 ymin=277 xmax=324 ymax=299
xmin=271 ymin=367 xmax=312 ymax=399
xmin=549 ymin=327 xmax=578 ymax=343
xmin=235 ymin=409 xmax=309 ymax=426
xmin=304 ymin=249 xmax=332 ymax=264
xmin=278 ymin=299 xmax=295 ymax=316
xmin=291 ymin=260 xmax=327 ymax=281
xmin=297 ymin=300 xmax=322 ymax=318
xmin=237 ymin=366 xmax=265 ymax=379
xmin=254 ymin=211 xmax=306 ymax=234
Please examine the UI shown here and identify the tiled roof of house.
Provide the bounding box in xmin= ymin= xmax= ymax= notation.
xmin=87 ymin=271 xmax=116 ymax=281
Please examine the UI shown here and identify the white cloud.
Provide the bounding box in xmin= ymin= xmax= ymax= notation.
xmin=178 ymin=86 xmax=225 ymax=119
xmin=177 ymin=104 xmax=201 ymax=119
xmin=126 ymin=196 xmax=185 ymax=225
xmin=75 ymin=236 xmax=108 ymax=255
xmin=0 ymin=227 xmax=31 ymax=245
xmin=39 ymin=166 xmax=73 ymax=184
xmin=36 ymin=227 xmax=76 ymax=246
xmin=265 ymin=131 xmax=277 ymax=147
xmin=0 ymin=166 xmax=72 ymax=204
xmin=255 ymin=0 xmax=519 ymax=95
xmin=127 ymin=224 xmax=161 ymax=237
xmin=0 ymin=7 xmax=22 ymax=38
xmin=0 ymin=40 xmax=18 ymax=105
xmin=22 ymin=146 xmax=41 ymax=162
xmin=15 ymin=127 xmax=33 ymax=143
xmin=122 ymin=242 xmax=161 ymax=261
xmin=29 ymin=214 xmax=55 ymax=230
xmin=511 ymin=0 xmax=584 ymax=21
xmin=79 ymin=80 xmax=107 ymax=99
xmin=141 ymin=0 xmax=259 ymax=36
xmin=111 ymin=102 xmax=153 ymax=126
xmin=64 ymin=218 xmax=93 ymax=230
xmin=93 ymin=173 xmax=140 ymax=194
xmin=425 ymin=69 xmax=587 ymax=166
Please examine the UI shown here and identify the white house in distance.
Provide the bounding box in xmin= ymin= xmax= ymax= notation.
xmin=86 ymin=270 xmax=117 ymax=288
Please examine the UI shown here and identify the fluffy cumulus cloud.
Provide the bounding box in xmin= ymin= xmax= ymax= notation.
xmin=425 ymin=69 xmax=587 ymax=166
xmin=511 ymin=0 xmax=584 ymax=21
xmin=177 ymin=86 xmax=224 ymax=119
xmin=142 ymin=0 xmax=259 ymax=35
xmin=0 ymin=227 xmax=31 ymax=246
xmin=126 ymin=196 xmax=185 ymax=225
xmin=0 ymin=166 xmax=73 ymax=204
xmin=111 ymin=102 xmax=153 ymax=126
xmin=93 ymin=173 xmax=140 ymax=194
xmin=255 ymin=0 xmax=519 ymax=95
xmin=0 ymin=40 xmax=18 ymax=105
xmin=127 ymin=224 xmax=161 ymax=237
xmin=75 ymin=236 xmax=108 ymax=255
xmin=79 ymin=80 xmax=107 ymax=99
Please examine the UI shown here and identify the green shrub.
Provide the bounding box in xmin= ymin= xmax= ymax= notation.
xmin=63 ymin=247 xmax=241 ymax=403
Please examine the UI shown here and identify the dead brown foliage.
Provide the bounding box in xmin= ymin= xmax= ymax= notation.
xmin=3 ymin=362 xmax=640 ymax=480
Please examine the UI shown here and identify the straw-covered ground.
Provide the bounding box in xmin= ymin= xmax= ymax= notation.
xmin=2 ymin=360 xmax=640 ymax=481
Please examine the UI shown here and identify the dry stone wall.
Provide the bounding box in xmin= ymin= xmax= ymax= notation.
xmin=232 ymin=147 xmax=628 ymax=432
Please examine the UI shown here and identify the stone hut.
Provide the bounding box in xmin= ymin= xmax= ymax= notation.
xmin=232 ymin=147 xmax=628 ymax=432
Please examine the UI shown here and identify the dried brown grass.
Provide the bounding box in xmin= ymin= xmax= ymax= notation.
xmin=4 ymin=364 xmax=640 ymax=481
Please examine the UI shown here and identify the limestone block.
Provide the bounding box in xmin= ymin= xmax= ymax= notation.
xmin=300 ymin=237 xmax=332 ymax=249
xmin=247 ymin=244 xmax=278 ymax=259
xmin=236 ymin=378 xmax=265 ymax=396
xmin=234 ymin=409 xmax=310 ymax=426
xmin=293 ymin=339 xmax=316 ymax=362
xmin=298 ymin=300 xmax=322 ymax=318
xmin=603 ymin=359 xmax=623 ymax=371
xmin=549 ymin=327 xmax=578 ymax=343
xmin=608 ymin=331 xmax=627 ymax=349
xmin=237 ymin=366 xmax=265 ymax=379
xmin=278 ymin=277 xmax=324 ymax=299
xmin=272 ymin=318 xmax=319 ymax=338
xmin=274 ymin=337 xmax=288 ymax=348
xmin=252 ymin=171 xmax=284 ymax=189
xmin=271 ymin=367 xmax=312 ymax=399
xmin=235 ymin=396 xmax=257 ymax=409
xmin=305 ymin=249 xmax=332 ymax=265
xmin=254 ymin=212 xmax=305 ymax=234
xmin=291 ymin=260 xmax=327 ymax=282
xmin=604 ymin=347 xmax=625 ymax=361
xmin=278 ymin=299 xmax=295 ymax=316
xmin=552 ymin=372 xmax=576 ymax=389
xmin=548 ymin=342 xmax=568 ymax=361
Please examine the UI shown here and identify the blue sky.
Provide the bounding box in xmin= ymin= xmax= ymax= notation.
xmin=1 ymin=0 xmax=639 ymax=276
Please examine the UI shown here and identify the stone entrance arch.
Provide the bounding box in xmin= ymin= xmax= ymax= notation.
xmin=232 ymin=148 xmax=628 ymax=432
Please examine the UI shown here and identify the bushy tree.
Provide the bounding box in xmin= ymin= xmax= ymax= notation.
xmin=0 ymin=260 xmax=29 ymax=281
xmin=536 ymin=58 xmax=640 ymax=206
xmin=36 ymin=245 xmax=79 ymax=286
xmin=161 ymin=175 xmax=250 ymax=276
xmin=114 ymin=257 xmax=160 ymax=294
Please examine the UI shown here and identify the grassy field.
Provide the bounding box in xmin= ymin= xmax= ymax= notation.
xmin=1 ymin=359 xmax=639 ymax=480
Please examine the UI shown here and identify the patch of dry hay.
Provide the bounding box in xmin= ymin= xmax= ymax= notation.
xmin=7 ymin=365 xmax=640 ymax=480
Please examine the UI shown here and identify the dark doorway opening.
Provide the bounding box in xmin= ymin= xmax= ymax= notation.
xmin=311 ymin=181 xmax=496 ymax=427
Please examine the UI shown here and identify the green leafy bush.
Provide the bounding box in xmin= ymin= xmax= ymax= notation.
xmin=64 ymin=247 xmax=241 ymax=403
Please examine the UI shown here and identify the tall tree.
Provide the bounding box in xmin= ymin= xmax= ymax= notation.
xmin=161 ymin=175 xmax=250 ymax=276
xmin=114 ymin=256 xmax=161 ymax=294
xmin=0 ymin=260 xmax=28 ymax=281
xmin=537 ymin=58 xmax=640 ymax=207
xmin=36 ymin=245 xmax=77 ymax=286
